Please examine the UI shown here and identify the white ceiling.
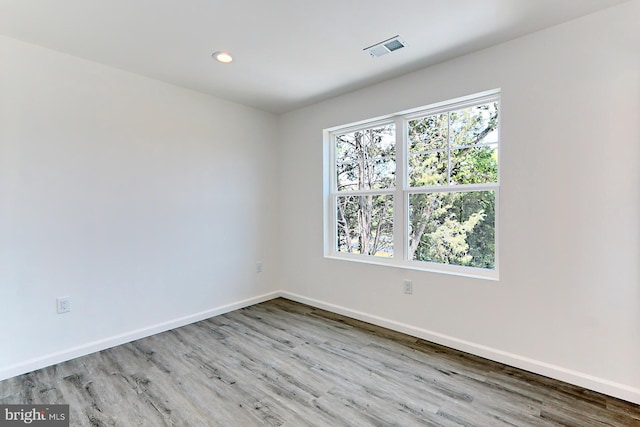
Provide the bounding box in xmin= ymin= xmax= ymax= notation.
xmin=0 ymin=0 xmax=630 ymax=113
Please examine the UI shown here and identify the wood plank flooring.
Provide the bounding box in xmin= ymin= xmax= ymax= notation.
xmin=1 ymin=298 xmax=639 ymax=426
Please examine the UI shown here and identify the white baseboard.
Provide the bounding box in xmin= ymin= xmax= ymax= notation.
xmin=0 ymin=291 xmax=282 ymax=382
xmin=3 ymin=290 xmax=639 ymax=406
xmin=280 ymin=291 xmax=640 ymax=405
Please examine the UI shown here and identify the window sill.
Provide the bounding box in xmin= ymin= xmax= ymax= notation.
xmin=324 ymin=254 xmax=499 ymax=281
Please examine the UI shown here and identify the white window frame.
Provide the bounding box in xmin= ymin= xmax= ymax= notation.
xmin=324 ymin=90 xmax=500 ymax=280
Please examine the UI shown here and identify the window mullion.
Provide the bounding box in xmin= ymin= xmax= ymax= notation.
xmin=393 ymin=116 xmax=406 ymax=261
xmin=446 ymin=112 xmax=451 ymax=185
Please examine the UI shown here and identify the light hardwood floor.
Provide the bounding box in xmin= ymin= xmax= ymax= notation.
xmin=1 ymin=298 xmax=639 ymax=426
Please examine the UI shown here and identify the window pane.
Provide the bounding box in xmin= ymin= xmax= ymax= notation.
xmin=408 ymin=113 xmax=448 ymax=152
xmin=336 ymin=194 xmax=393 ymax=257
xmin=408 ymin=151 xmax=447 ymax=187
xmin=409 ymin=191 xmax=495 ymax=268
xmin=450 ymin=144 xmax=498 ymax=185
xmin=449 ymin=102 xmax=499 ymax=147
xmin=336 ymin=124 xmax=395 ymax=191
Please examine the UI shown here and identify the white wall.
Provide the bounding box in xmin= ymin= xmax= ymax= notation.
xmin=278 ymin=1 xmax=640 ymax=403
xmin=0 ymin=35 xmax=280 ymax=378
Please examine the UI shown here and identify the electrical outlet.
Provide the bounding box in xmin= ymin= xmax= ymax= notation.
xmin=403 ymin=280 xmax=413 ymax=295
xmin=56 ymin=296 xmax=71 ymax=314
xmin=256 ymin=261 xmax=263 ymax=273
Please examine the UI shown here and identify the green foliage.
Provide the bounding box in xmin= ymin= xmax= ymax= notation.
xmin=450 ymin=191 xmax=495 ymax=268
xmin=451 ymin=146 xmax=498 ymax=185
xmin=335 ymin=101 xmax=499 ymax=267
xmin=431 ymin=211 xmax=485 ymax=265
xmin=408 ymin=102 xmax=498 ymax=268
xmin=409 ymin=192 xmax=494 ymax=268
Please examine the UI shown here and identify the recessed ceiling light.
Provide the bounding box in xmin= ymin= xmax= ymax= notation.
xmin=212 ymin=51 xmax=233 ymax=63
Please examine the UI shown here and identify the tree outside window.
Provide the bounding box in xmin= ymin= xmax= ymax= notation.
xmin=329 ymin=92 xmax=500 ymax=276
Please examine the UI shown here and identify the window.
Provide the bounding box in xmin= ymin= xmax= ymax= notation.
xmin=326 ymin=91 xmax=500 ymax=278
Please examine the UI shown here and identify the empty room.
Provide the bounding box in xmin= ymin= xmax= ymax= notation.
xmin=1 ymin=0 xmax=639 ymax=425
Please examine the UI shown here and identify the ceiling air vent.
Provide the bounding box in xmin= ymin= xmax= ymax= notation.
xmin=364 ymin=35 xmax=406 ymax=58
